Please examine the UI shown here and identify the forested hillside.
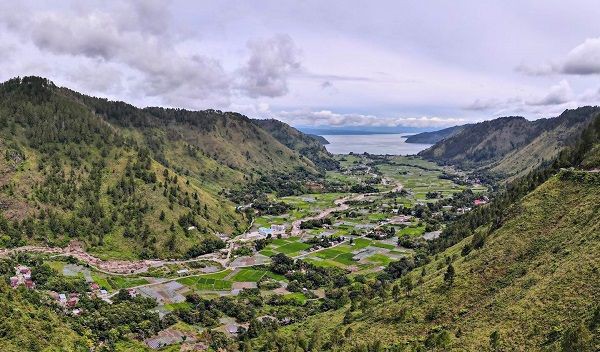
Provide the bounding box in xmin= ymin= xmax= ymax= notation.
xmin=247 ymin=115 xmax=600 ymax=351
xmin=419 ymin=107 xmax=600 ymax=179
xmin=0 ymin=77 xmax=322 ymax=260
xmin=404 ymin=125 xmax=464 ymax=144
xmin=252 ymin=118 xmax=339 ymax=170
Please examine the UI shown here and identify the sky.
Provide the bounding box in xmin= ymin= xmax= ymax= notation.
xmin=2 ymin=1 xmax=600 ymax=130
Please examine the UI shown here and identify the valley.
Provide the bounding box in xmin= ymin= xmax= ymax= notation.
xmin=0 ymin=77 xmax=598 ymax=352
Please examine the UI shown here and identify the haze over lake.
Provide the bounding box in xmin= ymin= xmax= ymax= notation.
xmin=322 ymin=134 xmax=432 ymax=155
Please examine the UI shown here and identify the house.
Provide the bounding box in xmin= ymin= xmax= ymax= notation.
xmin=473 ymin=199 xmax=487 ymax=206
xmin=9 ymin=276 xmax=19 ymax=288
xmin=99 ymin=289 xmax=108 ymax=296
xmin=67 ymin=296 xmax=79 ymax=308
xmin=24 ymin=279 xmax=35 ymax=289
xmin=11 ymin=265 xmax=34 ymax=289
xmin=59 ymin=293 xmax=67 ymax=303
xmin=89 ymin=282 xmax=100 ymax=291
xmin=271 ymin=224 xmax=286 ymax=236
xmin=127 ymin=288 xmax=139 ymax=298
xmin=187 ymin=226 xmax=197 ymax=231
xmin=258 ymin=227 xmax=273 ymax=236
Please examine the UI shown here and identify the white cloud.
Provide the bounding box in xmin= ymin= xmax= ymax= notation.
xmin=275 ymin=109 xmax=465 ymax=128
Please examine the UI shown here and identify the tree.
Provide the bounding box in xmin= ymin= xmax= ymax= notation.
xmin=444 ymin=263 xmax=455 ymax=287
xmin=489 ymin=330 xmax=500 ymax=351
xmin=392 ymin=284 xmax=401 ymax=301
xmin=561 ymin=323 xmax=592 ymax=352
xmin=343 ymin=309 xmax=353 ymax=324
xmin=159 ymin=210 xmax=165 ymax=221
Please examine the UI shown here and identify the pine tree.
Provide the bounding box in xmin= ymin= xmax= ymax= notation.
xmin=489 ymin=330 xmax=500 ymax=351
xmin=444 ymin=263 xmax=455 ymax=287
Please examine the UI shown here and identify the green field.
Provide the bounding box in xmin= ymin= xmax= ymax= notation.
xmin=229 ymin=269 xmax=267 ymax=282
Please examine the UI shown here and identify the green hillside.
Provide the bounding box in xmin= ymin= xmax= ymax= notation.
xmin=247 ymin=116 xmax=600 ymax=351
xmin=252 ymin=118 xmax=339 ymax=171
xmin=0 ymin=77 xmax=320 ymax=260
xmin=419 ymin=107 xmax=600 ymax=180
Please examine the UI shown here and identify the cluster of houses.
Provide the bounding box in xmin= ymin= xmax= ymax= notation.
xmin=47 ymin=281 xmax=118 ymax=315
xmin=10 ymin=265 xmax=35 ymax=289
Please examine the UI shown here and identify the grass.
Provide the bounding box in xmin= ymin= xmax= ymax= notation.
xmin=333 ymin=253 xmax=357 ymax=265
xmin=276 ymin=242 xmax=311 ymax=254
xmin=163 ymin=302 xmax=191 ymax=311
xmin=397 ymin=225 xmax=426 ymax=237
xmin=371 ymin=242 xmax=396 ymax=250
xmin=91 ymin=272 xmax=112 ymax=290
xmin=283 ymin=292 xmax=308 ymax=304
xmin=230 ymin=269 xmax=267 ymax=282
xmin=367 ymin=253 xmax=393 ymax=265
xmin=107 ymin=276 xmax=149 ymax=289
xmin=176 ymin=269 xmax=234 ymax=291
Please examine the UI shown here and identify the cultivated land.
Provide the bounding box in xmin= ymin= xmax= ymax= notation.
xmin=1 ymin=152 xmax=492 ymax=350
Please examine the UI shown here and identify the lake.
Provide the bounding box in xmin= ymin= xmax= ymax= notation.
xmin=321 ymin=134 xmax=432 ymax=155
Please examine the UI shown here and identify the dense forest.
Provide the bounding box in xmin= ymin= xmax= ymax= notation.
xmin=0 ymin=76 xmax=334 ymax=259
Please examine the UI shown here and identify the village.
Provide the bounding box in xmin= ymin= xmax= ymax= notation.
xmin=2 ymin=154 xmax=489 ymax=350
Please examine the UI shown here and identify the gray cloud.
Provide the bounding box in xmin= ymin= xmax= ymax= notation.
xmin=517 ymin=37 xmax=600 ymax=76
xmin=464 ymin=80 xmax=574 ymax=115
xmin=238 ymin=34 xmax=301 ymax=98
xmin=561 ymin=38 xmax=600 ymax=74
xmin=515 ymin=62 xmax=557 ymax=76
xmin=0 ymin=2 xmax=302 ymax=107
xmin=525 ymin=80 xmax=572 ymax=106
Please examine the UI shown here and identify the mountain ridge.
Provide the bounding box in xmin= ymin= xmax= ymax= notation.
xmin=418 ymin=107 xmax=600 ymax=179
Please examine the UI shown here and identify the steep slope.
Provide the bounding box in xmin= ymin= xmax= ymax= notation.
xmin=252 ymin=118 xmax=339 ymax=170
xmin=404 ymin=125 xmax=465 ymax=144
xmin=419 ymin=107 xmax=600 ymax=179
xmin=0 ymin=76 xmax=319 ymax=260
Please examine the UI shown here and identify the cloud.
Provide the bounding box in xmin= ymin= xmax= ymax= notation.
xmin=561 ymin=38 xmax=600 ymax=74
xmin=275 ymin=109 xmax=465 ymax=128
xmin=517 ymin=37 xmax=600 ymax=76
xmin=237 ymin=34 xmax=301 ymax=98
xmin=515 ymin=62 xmax=557 ymax=76
xmin=525 ymin=80 xmax=572 ymax=106
xmin=0 ymin=3 xmax=304 ymax=107
xmin=464 ymin=80 xmax=576 ymax=116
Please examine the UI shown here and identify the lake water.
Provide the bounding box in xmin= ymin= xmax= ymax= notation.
xmin=321 ymin=134 xmax=432 ymax=155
